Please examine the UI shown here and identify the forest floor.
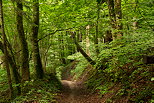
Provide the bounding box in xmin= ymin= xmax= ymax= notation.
xmin=56 ymin=63 xmax=106 ymax=103
xmin=56 ymin=62 xmax=103 ymax=103
xmin=56 ymin=79 xmax=130 ymax=103
xmin=56 ymin=80 xmax=102 ymax=103
xmin=56 ymin=62 xmax=128 ymax=103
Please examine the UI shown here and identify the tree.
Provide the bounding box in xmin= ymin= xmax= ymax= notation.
xmin=95 ymin=0 xmax=101 ymax=54
xmin=86 ymin=25 xmax=90 ymax=56
xmin=0 ymin=0 xmax=13 ymax=98
xmin=114 ymin=0 xmax=123 ymax=37
xmin=0 ymin=41 xmax=21 ymax=95
xmin=71 ymin=32 xmax=96 ymax=65
xmin=32 ymin=0 xmax=44 ymax=79
xmin=58 ymin=33 xmax=67 ymax=64
xmin=107 ymin=0 xmax=122 ymax=40
xmin=16 ymin=0 xmax=30 ymax=82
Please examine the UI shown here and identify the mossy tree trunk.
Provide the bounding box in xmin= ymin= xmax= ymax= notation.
xmin=0 ymin=0 xmax=13 ymax=98
xmin=107 ymin=0 xmax=123 ymax=40
xmin=16 ymin=0 xmax=30 ymax=82
xmin=107 ymin=0 xmax=116 ymax=40
xmin=32 ymin=0 xmax=44 ymax=79
xmin=0 ymin=41 xmax=21 ymax=95
xmin=115 ymin=0 xmax=123 ymax=37
xmin=95 ymin=2 xmax=100 ymax=55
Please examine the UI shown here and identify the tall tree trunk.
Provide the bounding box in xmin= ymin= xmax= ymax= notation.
xmin=107 ymin=0 xmax=123 ymax=39
xmin=107 ymin=0 xmax=116 ymax=28
xmin=115 ymin=0 xmax=123 ymax=37
xmin=3 ymin=35 xmax=21 ymax=94
xmin=107 ymin=0 xmax=116 ymax=40
xmin=16 ymin=0 xmax=30 ymax=82
xmin=0 ymin=0 xmax=13 ymax=98
xmin=95 ymin=2 xmax=100 ymax=55
xmin=58 ymin=33 xmax=66 ymax=64
xmin=0 ymin=43 xmax=21 ymax=95
xmin=86 ymin=25 xmax=90 ymax=56
xmin=32 ymin=0 xmax=44 ymax=79
xmin=76 ymin=30 xmax=83 ymax=52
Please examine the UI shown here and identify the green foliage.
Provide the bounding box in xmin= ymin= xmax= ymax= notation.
xmin=87 ymin=30 xmax=154 ymax=102
xmin=71 ymin=60 xmax=88 ymax=79
xmin=12 ymin=75 xmax=61 ymax=103
xmin=133 ymin=87 xmax=152 ymax=102
xmin=67 ymin=52 xmax=88 ymax=79
xmin=0 ymin=69 xmax=8 ymax=91
xmin=0 ymin=69 xmax=9 ymax=102
xmin=0 ymin=69 xmax=7 ymax=83
xmin=1 ymin=0 xmax=154 ymax=102
xmin=55 ymin=66 xmax=63 ymax=80
xmin=99 ymin=30 xmax=153 ymax=69
xmin=67 ymin=41 xmax=97 ymax=80
xmin=96 ymin=83 xmax=113 ymax=96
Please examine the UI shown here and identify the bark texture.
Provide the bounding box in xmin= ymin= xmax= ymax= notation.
xmin=16 ymin=0 xmax=30 ymax=81
xmin=32 ymin=0 xmax=44 ymax=79
xmin=115 ymin=0 xmax=123 ymax=37
xmin=107 ymin=0 xmax=123 ymax=39
xmin=0 ymin=41 xmax=21 ymax=94
xmin=0 ymin=0 xmax=13 ymax=98
xmin=95 ymin=3 xmax=100 ymax=55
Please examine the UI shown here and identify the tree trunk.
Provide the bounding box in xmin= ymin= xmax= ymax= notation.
xmin=1 ymin=35 xmax=21 ymax=94
xmin=58 ymin=33 xmax=66 ymax=64
xmin=107 ymin=0 xmax=116 ymax=29
xmin=115 ymin=0 xmax=123 ymax=37
xmin=66 ymin=31 xmax=76 ymax=56
xmin=0 ymin=42 xmax=21 ymax=95
xmin=95 ymin=2 xmax=100 ymax=55
xmin=71 ymin=32 xmax=96 ymax=65
xmin=0 ymin=0 xmax=13 ymax=98
xmin=76 ymin=30 xmax=82 ymax=52
xmin=86 ymin=25 xmax=90 ymax=56
xmin=16 ymin=0 xmax=30 ymax=82
xmin=104 ymin=30 xmax=113 ymax=43
xmin=107 ymin=0 xmax=116 ymax=40
xmin=107 ymin=0 xmax=123 ymax=39
xmin=32 ymin=0 xmax=44 ymax=79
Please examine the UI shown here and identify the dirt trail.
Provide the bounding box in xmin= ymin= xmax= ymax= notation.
xmin=57 ymin=63 xmax=103 ymax=103
xmin=57 ymin=80 xmax=102 ymax=103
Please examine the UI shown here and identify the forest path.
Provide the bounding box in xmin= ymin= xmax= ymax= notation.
xmin=56 ymin=80 xmax=102 ymax=103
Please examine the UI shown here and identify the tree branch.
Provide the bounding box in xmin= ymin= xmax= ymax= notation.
xmin=37 ymin=27 xmax=81 ymax=42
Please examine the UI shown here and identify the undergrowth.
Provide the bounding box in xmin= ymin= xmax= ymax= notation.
xmin=0 ymin=69 xmax=9 ymax=102
xmin=0 ymin=72 xmax=61 ymax=103
xmin=67 ymin=52 xmax=88 ymax=79
xmin=13 ymin=74 xmax=61 ymax=103
xmin=86 ymin=30 xmax=154 ymax=102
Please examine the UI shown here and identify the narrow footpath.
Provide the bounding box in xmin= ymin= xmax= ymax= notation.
xmin=57 ymin=80 xmax=102 ymax=103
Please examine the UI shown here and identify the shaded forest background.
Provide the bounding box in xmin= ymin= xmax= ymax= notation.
xmin=0 ymin=0 xmax=153 ymax=102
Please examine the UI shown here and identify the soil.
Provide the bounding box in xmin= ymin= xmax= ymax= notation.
xmin=57 ymin=80 xmax=102 ymax=103
xmin=57 ymin=63 xmax=103 ymax=103
xmin=56 ymin=80 xmax=129 ymax=103
xmin=56 ymin=62 xmax=127 ymax=103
